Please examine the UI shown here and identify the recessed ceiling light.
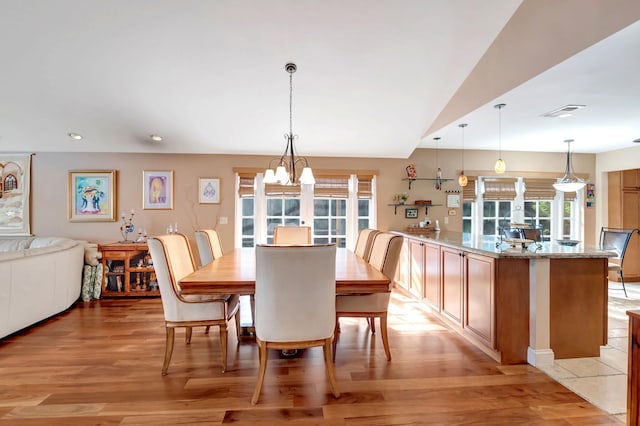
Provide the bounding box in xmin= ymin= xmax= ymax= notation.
xmin=149 ymin=134 xmax=163 ymax=142
xmin=541 ymin=105 xmax=586 ymax=118
xmin=68 ymin=133 xmax=83 ymax=140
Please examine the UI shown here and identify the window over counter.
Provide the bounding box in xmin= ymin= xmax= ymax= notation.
xmin=461 ymin=176 xmax=584 ymax=242
xmin=234 ymin=169 xmax=376 ymax=249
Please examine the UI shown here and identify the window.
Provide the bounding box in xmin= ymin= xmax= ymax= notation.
xmin=313 ymin=199 xmax=347 ymax=247
xmin=462 ymin=202 xmax=472 ymax=234
xmin=562 ymin=201 xmax=572 ymax=239
xmin=482 ymin=201 xmax=512 ymax=238
xmin=464 ymin=176 xmax=583 ymax=242
xmin=524 ymin=200 xmax=551 ymax=241
xmin=240 ymin=198 xmax=255 ymax=247
xmin=266 ymin=198 xmax=301 ymax=243
xmin=234 ymin=170 xmax=376 ymax=249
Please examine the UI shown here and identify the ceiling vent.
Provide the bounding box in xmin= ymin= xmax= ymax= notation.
xmin=541 ymin=104 xmax=586 ymax=118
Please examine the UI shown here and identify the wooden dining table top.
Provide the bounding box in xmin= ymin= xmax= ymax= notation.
xmin=179 ymin=247 xmax=391 ymax=295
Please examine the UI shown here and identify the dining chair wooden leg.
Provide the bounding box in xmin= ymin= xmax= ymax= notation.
xmin=185 ymin=326 xmax=193 ymax=344
xmin=323 ymin=338 xmax=340 ymax=398
xmin=368 ymin=317 xmax=376 ymax=334
xmin=219 ymin=324 xmax=228 ymax=372
xmin=162 ymin=327 xmax=175 ymax=376
xmin=380 ymin=313 xmax=391 ymax=361
xmin=205 ymin=325 xmax=211 ymax=334
xmin=234 ymin=309 xmax=241 ymax=340
xmin=250 ymin=295 xmax=256 ymax=327
xmin=251 ymin=340 xmax=268 ymax=405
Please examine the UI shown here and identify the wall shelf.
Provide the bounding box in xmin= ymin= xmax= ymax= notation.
xmin=388 ymin=203 xmax=442 ymax=215
xmin=402 ymin=177 xmax=453 ymax=190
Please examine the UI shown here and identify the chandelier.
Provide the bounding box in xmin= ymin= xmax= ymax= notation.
xmin=553 ymin=139 xmax=585 ymax=192
xmin=263 ymin=63 xmax=315 ymax=186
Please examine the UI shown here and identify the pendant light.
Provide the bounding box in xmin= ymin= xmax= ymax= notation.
xmin=434 ymin=136 xmax=443 ymax=190
xmin=494 ymin=103 xmax=506 ymax=174
xmin=458 ymin=123 xmax=468 ymax=187
xmin=263 ymin=63 xmax=315 ymax=186
xmin=553 ymin=139 xmax=585 ymax=192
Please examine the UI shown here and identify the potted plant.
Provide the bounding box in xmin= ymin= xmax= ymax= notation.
xmin=393 ymin=193 xmax=409 ymax=204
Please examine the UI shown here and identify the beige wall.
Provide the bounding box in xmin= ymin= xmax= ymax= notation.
xmin=30 ymin=148 xmax=597 ymax=256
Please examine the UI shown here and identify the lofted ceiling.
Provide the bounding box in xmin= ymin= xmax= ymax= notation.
xmin=0 ymin=1 xmax=639 ymax=158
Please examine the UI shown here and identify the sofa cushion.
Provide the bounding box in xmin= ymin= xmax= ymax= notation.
xmin=29 ymin=237 xmax=76 ymax=249
xmin=0 ymin=238 xmax=34 ymax=252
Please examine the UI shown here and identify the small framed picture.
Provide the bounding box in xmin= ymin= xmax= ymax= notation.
xmin=198 ymin=178 xmax=220 ymax=204
xmin=143 ymin=170 xmax=173 ymax=210
xmin=405 ymin=208 xmax=418 ymax=219
xmin=68 ymin=170 xmax=117 ymax=222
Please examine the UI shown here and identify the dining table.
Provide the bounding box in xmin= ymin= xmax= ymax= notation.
xmin=179 ymin=247 xmax=391 ymax=296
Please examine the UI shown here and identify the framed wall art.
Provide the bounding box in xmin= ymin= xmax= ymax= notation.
xmin=405 ymin=207 xmax=418 ymax=219
xmin=198 ymin=177 xmax=220 ymax=204
xmin=68 ymin=170 xmax=116 ymax=222
xmin=143 ymin=170 xmax=173 ymax=210
xmin=0 ymin=153 xmax=33 ymax=234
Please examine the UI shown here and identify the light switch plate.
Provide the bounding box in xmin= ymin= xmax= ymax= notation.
xmin=219 ymin=217 xmax=228 ymax=225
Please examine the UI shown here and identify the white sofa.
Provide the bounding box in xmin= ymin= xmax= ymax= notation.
xmin=0 ymin=237 xmax=85 ymax=339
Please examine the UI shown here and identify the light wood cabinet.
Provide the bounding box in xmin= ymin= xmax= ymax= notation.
xmin=441 ymin=246 xmax=464 ymax=326
xmin=623 ymin=169 xmax=640 ymax=189
xmin=424 ymin=241 xmax=440 ymax=310
xmin=99 ymin=242 xmax=159 ymax=297
xmin=396 ymin=238 xmax=440 ymax=309
xmin=408 ymin=239 xmax=425 ymax=298
xmin=464 ymin=253 xmax=495 ymax=349
xmin=608 ymin=170 xmax=640 ymax=282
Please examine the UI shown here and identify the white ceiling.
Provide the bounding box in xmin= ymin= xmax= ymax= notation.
xmin=0 ymin=1 xmax=638 ymax=157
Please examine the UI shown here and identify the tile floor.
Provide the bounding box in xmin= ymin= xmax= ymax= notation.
xmin=537 ymin=280 xmax=640 ymax=424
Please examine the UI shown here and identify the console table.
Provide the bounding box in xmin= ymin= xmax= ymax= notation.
xmin=99 ymin=242 xmax=158 ymax=297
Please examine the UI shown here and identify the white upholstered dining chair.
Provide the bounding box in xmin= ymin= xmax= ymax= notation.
xmin=334 ymin=232 xmax=403 ymax=361
xmin=354 ymin=228 xmax=381 ymax=262
xmin=251 ymin=243 xmax=340 ymax=405
xmin=195 ymin=229 xmax=224 ymax=267
xmin=147 ymin=233 xmax=240 ymax=375
xmin=273 ymin=225 xmax=312 ymax=244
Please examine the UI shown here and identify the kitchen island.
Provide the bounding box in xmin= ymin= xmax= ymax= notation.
xmin=393 ymin=231 xmax=614 ymax=366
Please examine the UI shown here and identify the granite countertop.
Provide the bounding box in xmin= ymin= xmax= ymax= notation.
xmin=392 ymin=230 xmax=616 ymax=259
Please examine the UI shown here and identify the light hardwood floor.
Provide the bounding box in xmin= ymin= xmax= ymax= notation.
xmin=0 ymin=292 xmax=621 ymax=425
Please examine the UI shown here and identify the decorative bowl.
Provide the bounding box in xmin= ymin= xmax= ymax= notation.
xmin=556 ymin=239 xmax=580 ymax=246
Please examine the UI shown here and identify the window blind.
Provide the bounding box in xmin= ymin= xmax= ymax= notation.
xmin=238 ymin=173 xmax=255 ymax=198
xmin=264 ymin=183 xmax=302 ymax=197
xmin=483 ymin=178 xmax=517 ymax=200
xmin=523 ymin=178 xmax=556 ymax=200
xmin=357 ymin=174 xmax=374 ymax=199
xmin=462 ymin=177 xmax=477 ymax=201
xmin=314 ymin=174 xmax=349 ymax=198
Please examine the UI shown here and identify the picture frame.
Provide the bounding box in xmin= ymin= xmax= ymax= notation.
xmin=198 ymin=177 xmax=220 ymax=204
xmin=0 ymin=153 xmax=33 ymax=234
xmin=143 ymin=170 xmax=173 ymax=210
xmin=68 ymin=170 xmax=117 ymax=222
xmin=405 ymin=207 xmax=418 ymax=219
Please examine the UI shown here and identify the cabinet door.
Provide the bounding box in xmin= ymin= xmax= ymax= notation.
xmin=408 ymin=239 xmax=425 ymax=298
xmin=441 ymin=247 xmax=463 ymax=325
xmin=424 ymin=242 xmax=440 ymax=310
xmin=464 ymin=253 xmax=495 ymax=348
xmin=394 ymin=238 xmax=411 ymax=292
xmin=623 ymin=169 xmax=640 ymax=189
